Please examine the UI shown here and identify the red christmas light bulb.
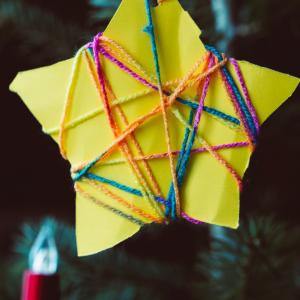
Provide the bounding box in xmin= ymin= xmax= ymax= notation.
xmin=21 ymin=221 xmax=60 ymax=300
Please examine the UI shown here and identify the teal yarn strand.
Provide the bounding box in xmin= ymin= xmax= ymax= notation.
xmin=203 ymin=106 xmax=240 ymax=125
xmin=72 ymin=151 xmax=107 ymax=181
xmin=144 ymin=0 xmax=180 ymax=217
xmin=85 ymin=173 xmax=169 ymax=207
xmin=166 ymin=109 xmax=195 ymax=217
xmin=168 ymin=55 xmax=214 ymax=218
xmin=205 ymin=45 xmax=257 ymax=141
xmin=177 ymin=98 xmax=240 ymax=126
xmin=143 ymin=0 xmax=162 ymax=84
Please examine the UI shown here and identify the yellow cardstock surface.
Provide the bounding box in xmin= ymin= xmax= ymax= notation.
xmin=10 ymin=0 xmax=299 ymax=256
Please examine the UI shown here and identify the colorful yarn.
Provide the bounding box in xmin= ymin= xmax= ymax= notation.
xmin=167 ymin=56 xmax=214 ymax=217
xmin=230 ymin=58 xmax=260 ymax=132
xmin=71 ymin=55 xmax=213 ymax=177
xmin=85 ymin=173 xmax=169 ymax=206
xmin=57 ymin=1 xmax=259 ymax=226
xmin=206 ymin=45 xmax=257 ymax=144
xmin=59 ymin=46 xmax=85 ymax=159
xmin=98 ymin=46 xmax=158 ymax=91
xmin=144 ymin=0 xmax=181 ymax=217
xmin=167 ymin=55 xmax=243 ymax=217
xmin=88 ymin=47 xmax=164 ymax=201
xmin=46 ymin=97 xmax=240 ymax=136
xmin=88 ymin=37 xmax=165 ymax=218
xmin=86 ymin=178 xmax=164 ymax=223
xmin=95 ymin=141 xmax=249 ymax=166
xmin=75 ymin=184 xmax=146 ymax=226
xmin=166 ymin=109 xmax=194 ymax=217
xmin=181 ymin=212 xmax=203 ymax=225
xmin=203 ymin=106 xmax=240 ymax=125
xmin=101 ymin=35 xmax=156 ymax=82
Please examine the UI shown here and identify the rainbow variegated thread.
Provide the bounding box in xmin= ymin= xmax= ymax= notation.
xmin=144 ymin=0 xmax=181 ymax=218
xmin=57 ymin=1 xmax=260 ymax=226
xmin=86 ymin=38 xmax=164 ymax=217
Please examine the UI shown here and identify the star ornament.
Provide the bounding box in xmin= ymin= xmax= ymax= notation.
xmin=10 ymin=0 xmax=299 ymax=256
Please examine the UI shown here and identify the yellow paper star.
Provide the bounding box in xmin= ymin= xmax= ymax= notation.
xmin=10 ymin=0 xmax=299 ymax=256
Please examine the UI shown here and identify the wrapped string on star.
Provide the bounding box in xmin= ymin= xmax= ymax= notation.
xmin=57 ymin=0 xmax=259 ymax=226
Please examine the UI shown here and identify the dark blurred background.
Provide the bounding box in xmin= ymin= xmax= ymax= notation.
xmin=0 ymin=0 xmax=299 ymax=299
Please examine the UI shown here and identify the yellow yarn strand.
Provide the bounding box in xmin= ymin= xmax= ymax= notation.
xmin=59 ymin=46 xmax=85 ymax=159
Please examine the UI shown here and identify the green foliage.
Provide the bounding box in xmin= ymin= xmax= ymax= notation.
xmin=195 ymin=217 xmax=300 ymax=300
xmin=0 ymin=0 xmax=215 ymax=68
xmin=236 ymin=0 xmax=300 ymax=37
xmin=7 ymin=219 xmax=191 ymax=300
xmin=0 ymin=0 xmax=88 ymax=66
xmin=2 ymin=216 xmax=299 ymax=300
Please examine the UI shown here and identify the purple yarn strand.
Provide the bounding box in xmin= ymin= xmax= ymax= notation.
xmin=142 ymin=142 xmax=249 ymax=160
xmin=93 ymin=34 xmax=108 ymax=95
xmin=99 ymin=46 xmax=158 ymax=91
xmin=221 ymin=71 xmax=255 ymax=142
xmin=191 ymin=141 xmax=248 ymax=155
xmin=193 ymin=55 xmax=215 ymax=130
xmin=181 ymin=212 xmax=203 ymax=225
xmin=230 ymin=58 xmax=260 ymax=133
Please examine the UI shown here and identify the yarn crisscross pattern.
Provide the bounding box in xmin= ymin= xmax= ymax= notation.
xmin=55 ymin=0 xmax=260 ymax=226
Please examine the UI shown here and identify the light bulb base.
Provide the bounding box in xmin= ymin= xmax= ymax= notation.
xmin=21 ymin=270 xmax=60 ymax=300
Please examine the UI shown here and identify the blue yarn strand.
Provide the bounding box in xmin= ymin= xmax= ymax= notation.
xmin=144 ymin=0 xmax=180 ymax=217
xmin=144 ymin=0 xmax=162 ymax=84
xmin=203 ymin=106 xmax=240 ymax=125
xmin=177 ymin=98 xmax=240 ymax=126
xmin=205 ymin=45 xmax=257 ymax=141
xmin=85 ymin=173 xmax=169 ymax=207
xmin=72 ymin=151 xmax=107 ymax=181
xmin=167 ymin=109 xmax=195 ymax=218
